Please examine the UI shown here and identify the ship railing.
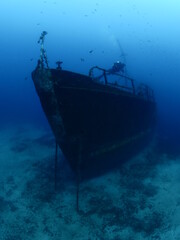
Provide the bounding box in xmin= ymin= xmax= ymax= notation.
xmin=137 ymin=84 xmax=155 ymax=102
xmin=89 ymin=66 xmax=135 ymax=94
xmin=89 ymin=66 xmax=155 ymax=102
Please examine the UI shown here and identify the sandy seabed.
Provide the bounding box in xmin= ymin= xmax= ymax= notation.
xmin=0 ymin=124 xmax=180 ymax=240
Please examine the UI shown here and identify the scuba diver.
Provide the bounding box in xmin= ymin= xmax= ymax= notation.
xmin=108 ymin=61 xmax=126 ymax=74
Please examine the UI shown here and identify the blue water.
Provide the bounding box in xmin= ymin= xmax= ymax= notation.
xmin=1 ymin=0 xmax=180 ymax=131
xmin=1 ymin=1 xmax=180 ymax=239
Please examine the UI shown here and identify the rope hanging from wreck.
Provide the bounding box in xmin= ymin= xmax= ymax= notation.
xmin=37 ymin=31 xmax=49 ymax=69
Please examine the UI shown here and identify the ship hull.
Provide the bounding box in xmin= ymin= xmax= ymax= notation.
xmin=32 ymin=68 xmax=156 ymax=176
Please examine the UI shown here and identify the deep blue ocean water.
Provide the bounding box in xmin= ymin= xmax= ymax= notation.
xmin=1 ymin=1 xmax=180 ymax=239
xmin=1 ymin=0 xmax=180 ymax=134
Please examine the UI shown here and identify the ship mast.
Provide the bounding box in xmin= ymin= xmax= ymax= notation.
xmin=37 ymin=31 xmax=49 ymax=69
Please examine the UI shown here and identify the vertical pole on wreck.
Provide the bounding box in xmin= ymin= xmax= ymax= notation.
xmin=76 ymin=139 xmax=82 ymax=212
xmin=54 ymin=141 xmax=58 ymax=191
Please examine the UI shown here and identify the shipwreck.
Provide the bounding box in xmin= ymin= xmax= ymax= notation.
xmin=32 ymin=32 xmax=156 ymax=179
